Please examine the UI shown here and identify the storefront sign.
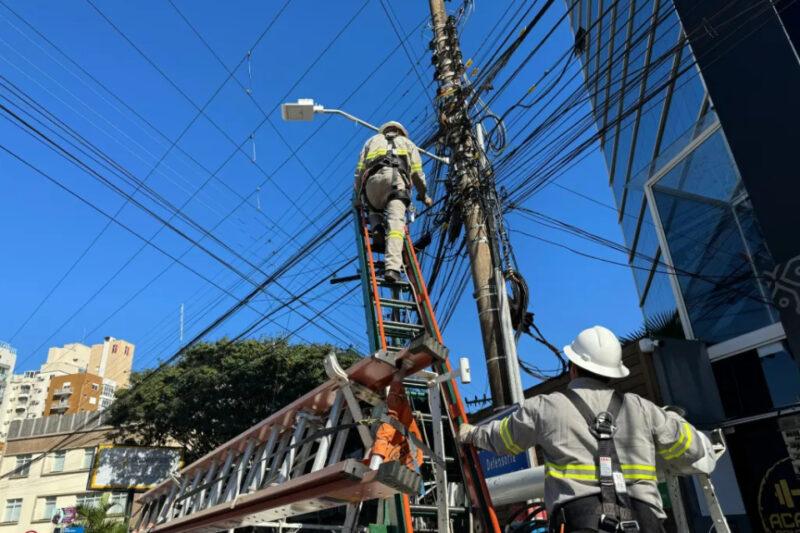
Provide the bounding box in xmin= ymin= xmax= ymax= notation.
xmin=759 ymin=457 xmax=800 ymax=532
xmin=88 ymin=444 xmax=182 ymax=490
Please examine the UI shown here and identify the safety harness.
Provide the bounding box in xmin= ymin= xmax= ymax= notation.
xmin=562 ymin=389 xmax=640 ymax=532
xmin=360 ymin=133 xmax=412 ymax=211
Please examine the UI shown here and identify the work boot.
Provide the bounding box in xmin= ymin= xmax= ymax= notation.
xmin=384 ymin=269 xmax=402 ymax=284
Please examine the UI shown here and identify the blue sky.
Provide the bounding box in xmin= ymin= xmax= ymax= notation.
xmin=0 ymin=0 xmax=644 ymax=402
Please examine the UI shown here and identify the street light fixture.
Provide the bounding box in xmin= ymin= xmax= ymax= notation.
xmin=280 ymin=99 xmax=449 ymax=165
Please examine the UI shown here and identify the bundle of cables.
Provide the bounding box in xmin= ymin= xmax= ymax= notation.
xmin=507 ymin=502 xmax=549 ymax=532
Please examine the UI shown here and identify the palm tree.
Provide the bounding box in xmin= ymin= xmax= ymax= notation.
xmin=75 ymin=494 xmax=128 ymax=533
xmin=619 ymin=310 xmax=684 ymax=346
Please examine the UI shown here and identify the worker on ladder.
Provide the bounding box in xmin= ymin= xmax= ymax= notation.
xmin=459 ymin=326 xmax=720 ymax=533
xmin=354 ymin=121 xmax=433 ymax=284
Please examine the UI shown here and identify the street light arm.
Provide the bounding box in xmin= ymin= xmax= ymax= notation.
xmin=317 ymin=107 xmax=450 ymax=165
xmin=317 ymin=108 xmax=380 ymax=132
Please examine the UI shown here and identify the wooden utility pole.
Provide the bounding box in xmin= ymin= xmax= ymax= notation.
xmin=427 ymin=0 xmax=514 ymax=408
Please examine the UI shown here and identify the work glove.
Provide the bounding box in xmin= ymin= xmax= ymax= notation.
xmin=423 ymin=195 xmax=434 ymax=208
xmin=458 ymin=423 xmax=477 ymax=445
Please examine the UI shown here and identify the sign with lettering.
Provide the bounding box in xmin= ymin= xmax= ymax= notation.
xmin=88 ymin=444 xmax=182 ymax=491
xmin=758 ymin=457 xmax=800 ymax=532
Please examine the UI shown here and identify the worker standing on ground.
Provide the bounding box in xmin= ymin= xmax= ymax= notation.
xmin=354 ymin=121 xmax=432 ymax=284
xmin=459 ymin=326 xmax=718 ymax=532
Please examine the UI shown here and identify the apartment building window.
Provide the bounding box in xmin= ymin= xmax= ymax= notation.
xmin=100 ymin=398 xmax=112 ymax=409
xmin=109 ymin=493 xmax=127 ymax=515
xmin=14 ymin=454 xmax=31 ymax=477
xmin=51 ymin=450 xmax=66 ymax=472
xmin=112 ymin=344 xmax=118 ymax=354
xmin=76 ymin=493 xmax=102 ymax=508
xmin=91 ymin=383 xmax=99 ymax=391
xmin=82 ymin=448 xmax=95 ymax=469
xmin=3 ymin=499 xmax=22 ymax=523
xmin=40 ymin=496 xmax=57 ymax=520
xmin=124 ymin=346 xmax=130 ymax=355
xmin=102 ymin=383 xmax=115 ymax=396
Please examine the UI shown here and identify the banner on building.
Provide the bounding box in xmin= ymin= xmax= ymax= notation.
xmin=88 ymin=444 xmax=182 ymax=491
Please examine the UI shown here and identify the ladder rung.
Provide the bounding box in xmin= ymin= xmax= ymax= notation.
xmin=383 ymin=321 xmax=425 ymax=336
xmin=410 ymin=504 xmax=468 ymax=514
xmin=377 ymin=278 xmax=412 ymax=290
xmin=380 ymin=297 xmax=418 ymax=311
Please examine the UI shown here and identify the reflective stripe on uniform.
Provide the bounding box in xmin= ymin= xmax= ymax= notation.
xmin=545 ymin=462 xmax=657 ymax=482
xmin=499 ymin=417 xmax=524 ymax=455
xmin=387 ymin=230 xmax=405 ymax=240
xmin=366 ymin=148 xmax=409 ymax=159
xmin=410 ymin=163 xmax=422 ymax=172
xmin=366 ymin=148 xmax=388 ymax=160
xmin=659 ymin=422 xmax=693 ymax=460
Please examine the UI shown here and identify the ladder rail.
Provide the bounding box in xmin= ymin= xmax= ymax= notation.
xmin=355 ymin=207 xmax=500 ymax=533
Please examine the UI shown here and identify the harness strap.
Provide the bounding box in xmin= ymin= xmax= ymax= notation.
xmin=359 ymin=134 xmax=412 ymax=211
xmin=563 ymin=389 xmax=639 ymax=532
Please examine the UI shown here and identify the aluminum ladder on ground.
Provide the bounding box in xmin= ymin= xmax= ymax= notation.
xmin=132 ymin=337 xmax=447 ymax=533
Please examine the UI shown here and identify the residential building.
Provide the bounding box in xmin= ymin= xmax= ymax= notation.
xmin=88 ymin=337 xmax=134 ymax=388
xmin=43 ymin=373 xmax=104 ymax=416
xmin=43 ymin=337 xmax=134 ymax=388
xmin=0 ymin=412 xmax=127 ymax=532
xmin=0 ymin=343 xmax=16 ymax=442
xmin=0 ymin=337 xmax=134 ymax=441
xmin=42 ymin=343 xmax=92 ymax=375
xmin=566 ymin=0 xmax=800 ymax=529
xmin=2 ymin=371 xmax=58 ymax=437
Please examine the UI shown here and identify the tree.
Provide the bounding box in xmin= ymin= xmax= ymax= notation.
xmin=75 ymin=494 xmax=128 ymax=533
xmin=108 ymin=338 xmax=359 ymax=462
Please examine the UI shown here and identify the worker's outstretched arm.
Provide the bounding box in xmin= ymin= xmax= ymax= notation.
xmin=459 ymin=397 xmax=542 ymax=455
xmin=644 ymin=399 xmax=709 ymax=473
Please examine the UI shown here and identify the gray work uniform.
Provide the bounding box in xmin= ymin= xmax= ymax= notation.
xmin=354 ymin=133 xmax=427 ymax=273
xmin=470 ymin=377 xmax=707 ymax=517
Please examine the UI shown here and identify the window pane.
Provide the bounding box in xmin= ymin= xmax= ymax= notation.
xmin=713 ymin=349 xmax=773 ymax=419
xmin=3 ymin=499 xmax=22 ymax=522
xmin=652 ymin=130 xmax=775 ymax=343
xmin=759 ymin=342 xmax=800 ymax=409
xmin=83 ymin=448 xmax=95 ymax=469
xmin=642 ymin=268 xmax=679 ymax=322
xmin=109 ymin=493 xmax=127 ymax=515
xmin=15 ymin=454 xmax=31 ymax=477
xmin=41 ymin=496 xmax=56 ymax=520
xmin=52 ymin=451 xmax=65 ymax=472
xmin=77 ymin=493 xmax=102 ymax=508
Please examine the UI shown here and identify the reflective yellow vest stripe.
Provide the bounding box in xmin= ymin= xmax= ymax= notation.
xmin=499 ymin=417 xmax=525 ymax=455
xmin=659 ymin=422 xmax=693 ymax=460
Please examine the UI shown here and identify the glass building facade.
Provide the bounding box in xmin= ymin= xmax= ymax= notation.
xmin=568 ymin=0 xmax=800 ymax=530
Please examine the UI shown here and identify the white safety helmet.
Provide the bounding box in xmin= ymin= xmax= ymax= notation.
xmin=379 ymin=121 xmax=409 ymax=137
xmin=563 ymin=325 xmax=629 ymax=379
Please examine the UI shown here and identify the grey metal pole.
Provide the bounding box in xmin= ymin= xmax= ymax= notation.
xmin=317 ymin=108 xmax=450 ymax=164
xmin=427 ymin=0 xmax=513 ymax=408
